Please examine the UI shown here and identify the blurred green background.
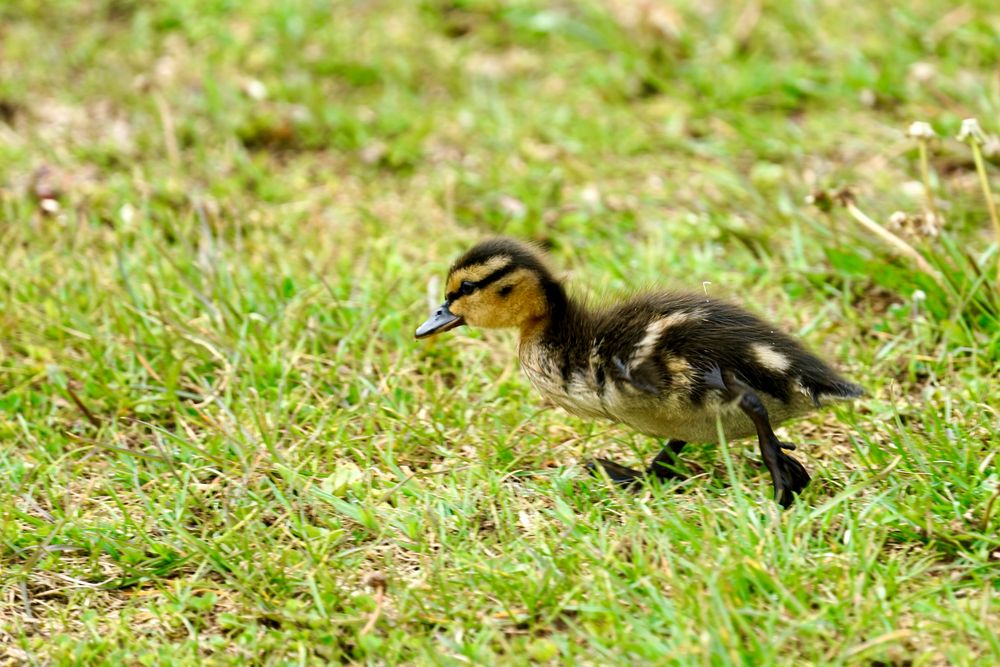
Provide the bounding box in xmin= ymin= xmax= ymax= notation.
xmin=1 ymin=1 xmax=998 ymax=664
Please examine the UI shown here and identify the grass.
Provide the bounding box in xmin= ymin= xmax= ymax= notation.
xmin=1 ymin=0 xmax=998 ymax=664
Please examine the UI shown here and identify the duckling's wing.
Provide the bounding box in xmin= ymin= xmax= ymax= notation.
xmin=609 ymin=355 xmax=662 ymax=395
xmin=597 ymin=294 xmax=861 ymax=408
xmin=670 ymin=300 xmax=862 ymax=408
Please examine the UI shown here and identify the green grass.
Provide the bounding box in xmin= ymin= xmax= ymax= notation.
xmin=2 ymin=0 xmax=999 ymax=664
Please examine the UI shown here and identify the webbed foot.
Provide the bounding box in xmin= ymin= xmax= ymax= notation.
xmin=771 ymin=445 xmax=811 ymax=508
xmin=586 ymin=458 xmax=644 ymax=489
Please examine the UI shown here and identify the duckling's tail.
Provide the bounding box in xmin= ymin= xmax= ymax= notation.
xmin=809 ymin=378 xmax=864 ymax=405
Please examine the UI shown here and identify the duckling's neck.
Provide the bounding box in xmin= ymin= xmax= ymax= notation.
xmin=517 ymin=277 xmax=589 ymax=344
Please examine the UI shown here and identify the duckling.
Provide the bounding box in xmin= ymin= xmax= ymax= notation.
xmin=416 ymin=238 xmax=863 ymax=507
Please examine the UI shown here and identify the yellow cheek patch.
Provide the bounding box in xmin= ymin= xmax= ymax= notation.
xmin=497 ymin=268 xmax=545 ymax=318
xmin=446 ymin=255 xmax=512 ymax=293
xmin=448 ymin=297 xmax=467 ymax=316
xmin=439 ymin=267 xmax=547 ymax=330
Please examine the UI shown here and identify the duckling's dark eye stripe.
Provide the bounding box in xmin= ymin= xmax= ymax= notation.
xmin=447 ymin=264 xmax=517 ymax=301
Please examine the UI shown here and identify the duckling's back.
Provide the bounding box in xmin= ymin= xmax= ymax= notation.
xmin=519 ymin=293 xmax=861 ymax=442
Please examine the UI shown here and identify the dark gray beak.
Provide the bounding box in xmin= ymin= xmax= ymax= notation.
xmin=415 ymin=302 xmax=464 ymax=339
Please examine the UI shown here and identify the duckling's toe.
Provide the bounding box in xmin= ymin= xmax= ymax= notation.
xmin=772 ymin=450 xmax=810 ymax=508
xmin=586 ymin=458 xmax=644 ymax=489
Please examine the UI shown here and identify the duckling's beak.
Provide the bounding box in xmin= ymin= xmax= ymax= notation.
xmin=415 ymin=302 xmax=464 ymax=339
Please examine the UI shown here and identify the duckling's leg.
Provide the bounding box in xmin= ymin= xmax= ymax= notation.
xmin=704 ymin=367 xmax=809 ymax=507
xmin=646 ymin=440 xmax=686 ymax=480
xmin=735 ymin=389 xmax=810 ymax=508
xmin=587 ymin=439 xmax=686 ymax=488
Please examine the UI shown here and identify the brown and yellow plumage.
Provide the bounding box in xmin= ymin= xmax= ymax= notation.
xmin=416 ymin=238 xmax=862 ymax=507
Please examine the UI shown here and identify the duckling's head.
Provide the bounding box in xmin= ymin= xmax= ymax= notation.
xmin=416 ymin=238 xmax=562 ymax=339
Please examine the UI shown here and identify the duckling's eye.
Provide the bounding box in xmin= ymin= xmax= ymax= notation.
xmin=498 ymin=285 xmax=513 ymax=298
xmin=459 ymin=281 xmax=476 ymax=296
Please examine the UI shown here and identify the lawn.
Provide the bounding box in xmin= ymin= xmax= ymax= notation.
xmin=1 ymin=0 xmax=998 ymax=664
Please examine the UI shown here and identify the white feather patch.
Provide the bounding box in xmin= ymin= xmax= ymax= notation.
xmin=752 ymin=342 xmax=792 ymax=374
xmin=632 ymin=311 xmax=698 ymax=367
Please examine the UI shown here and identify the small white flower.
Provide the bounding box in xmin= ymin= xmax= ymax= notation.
xmin=499 ymin=195 xmax=527 ymax=219
xmin=907 ymin=121 xmax=936 ymax=140
xmin=242 ymin=78 xmax=268 ymax=101
xmin=119 ymin=202 xmax=135 ymax=225
xmin=580 ymin=184 xmax=601 ymax=208
xmin=911 ymin=289 xmax=927 ymax=319
xmin=901 ymin=181 xmax=925 ymax=200
xmin=957 ymin=118 xmax=986 ymax=144
xmin=908 ymin=62 xmax=936 ymax=82
xmin=920 ymin=214 xmax=942 ymax=237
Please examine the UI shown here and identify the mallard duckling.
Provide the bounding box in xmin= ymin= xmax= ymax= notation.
xmin=416 ymin=238 xmax=862 ymax=507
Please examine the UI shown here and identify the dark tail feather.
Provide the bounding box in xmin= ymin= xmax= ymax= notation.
xmin=809 ymin=378 xmax=864 ymax=405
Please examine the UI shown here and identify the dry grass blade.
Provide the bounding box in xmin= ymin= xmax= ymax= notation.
xmin=839 ymin=194 xmax=946 ymax=288
xmin=844 ymin=208 xmax=943 ymax=284
xmin=64 ymin=382 xmax=102 ymax=429
xmin=360 ymin=574 xmax=387 ymax=635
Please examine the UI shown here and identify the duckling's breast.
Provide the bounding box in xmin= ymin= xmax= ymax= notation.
xmin=518 ymin=339 xmax=610 ymax=420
